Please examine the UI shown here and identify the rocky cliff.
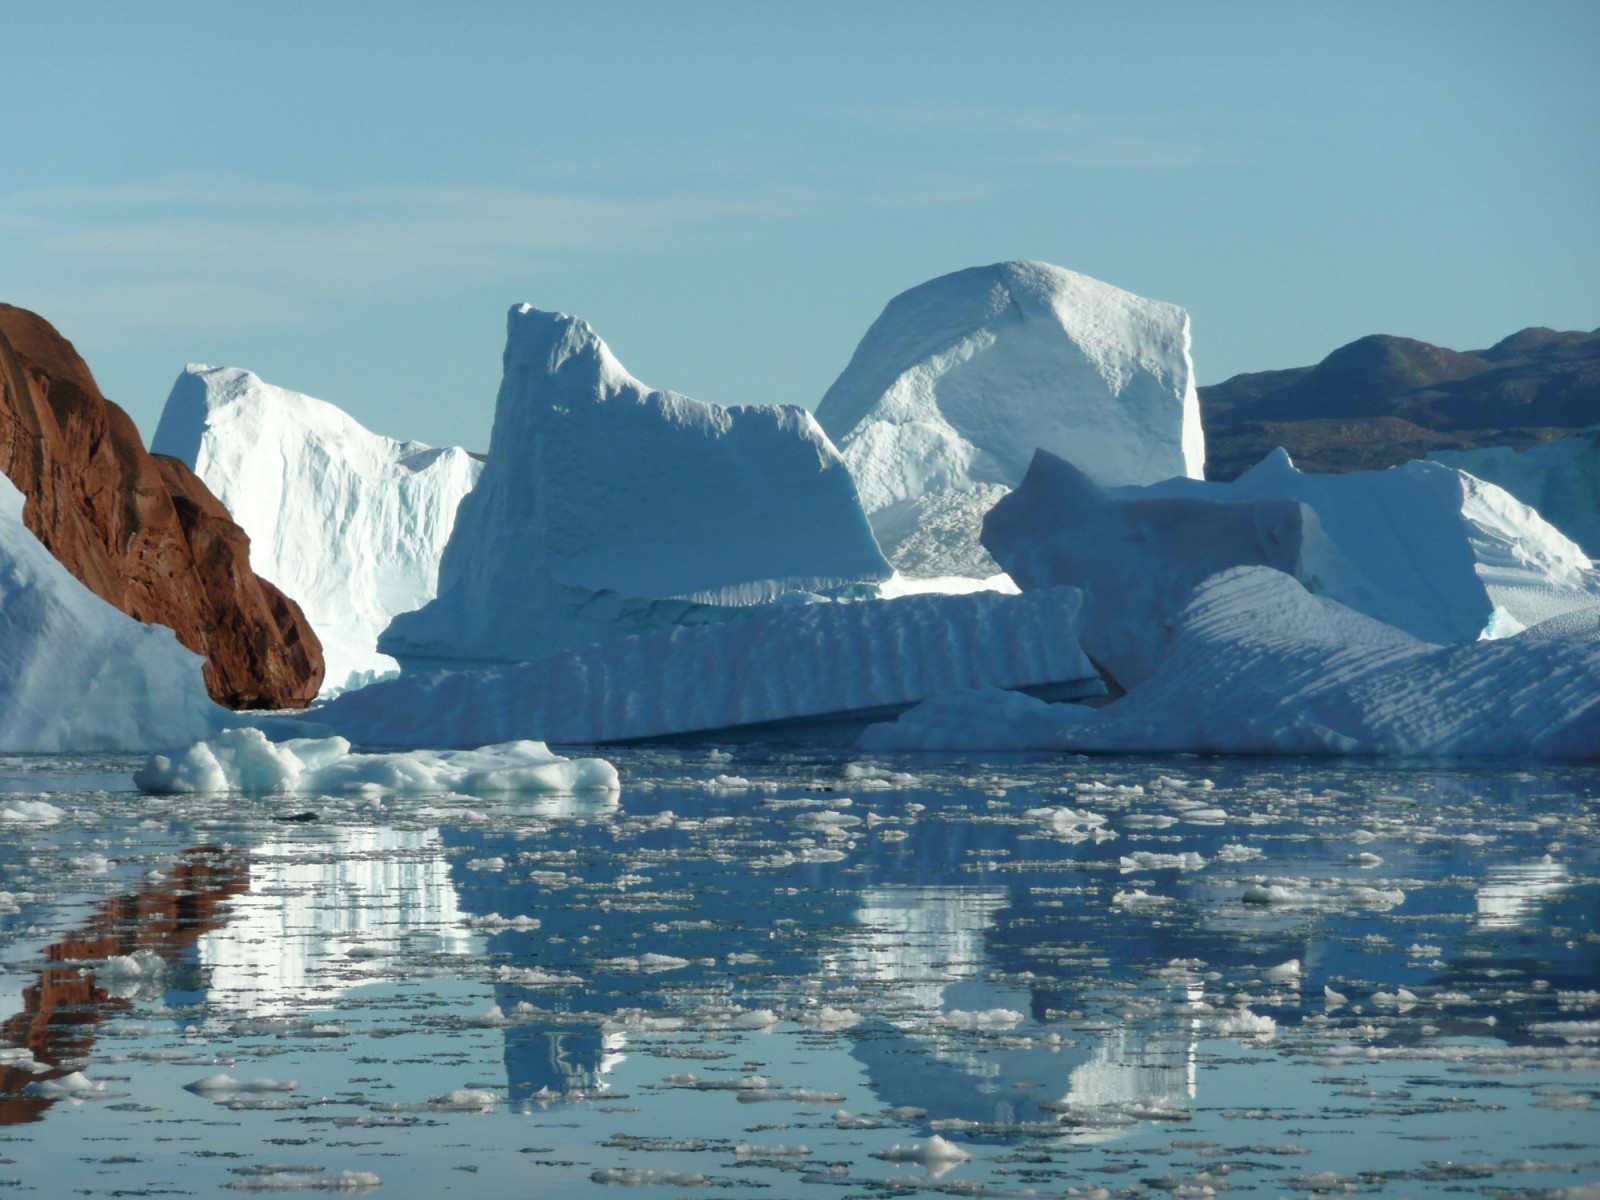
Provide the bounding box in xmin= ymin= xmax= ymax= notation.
xmin=0 ymin=304 xmax=323 ymax=708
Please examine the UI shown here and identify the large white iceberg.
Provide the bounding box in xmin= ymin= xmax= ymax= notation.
xmin=381 ymin=305 xmax=891 ymax=671
xmin=983 ymin=447 xmax=1600 ymax=689
xmin=1429 ymin=427 xmax=1600 ymax=559
xmin=814 ymin=261 xmax=1204 ymax=576
xmin=134 ymin=727 xmax=618 ymax=794
xmin=0 ymin=475 xmax=223 ymax=751
xmin=860 ymin=567 xmax=1600 ymax=759
xmin=152 ymin=365 xmax=483 ymax=693
xmin=325 ymin=587 xmax=1102 ymax=747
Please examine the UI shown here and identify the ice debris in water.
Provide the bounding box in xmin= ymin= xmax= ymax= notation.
xmin=871 ymin=1133 xmax=974 ymax=1165
xmin=224 ymin=1166 xmax=380 ymax=1193
xmin=0 ymin=800 xmax=64 ymax=824
xmin=133 ymin=728 xmax=619 ymax=795
xmin=186 ymin=1074 xmax=299 ymax=1095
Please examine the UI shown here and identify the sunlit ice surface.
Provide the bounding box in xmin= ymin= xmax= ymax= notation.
xmin=0 ymin=749 xmax=1594 ymax=1196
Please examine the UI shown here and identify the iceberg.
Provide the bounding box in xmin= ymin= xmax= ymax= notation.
xmin=983 ymin=447 xmax=1600 ymax=689
xmin=323 ymin=586 xmax=1103 ymax=747
xmin=0 ymin=474 xmax=223 ymax=751
xmin=381 ymin=305 xmax=891 ymax=671
xmin=152 ymin=365 xmax=483 ymax=694
xmin=1429 ymin=427 xmax=1600 ymax=559
xmin=860 ymin=566 xmax=1600 ymax=759
xmin=134 ymin=727 xmax=618 ymax=794
xmin=814 ymin=261 xmax=1204 ymax=576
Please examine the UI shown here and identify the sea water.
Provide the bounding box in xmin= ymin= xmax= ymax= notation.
xmin=0 ymin=747 xmax=1594 ymax=1197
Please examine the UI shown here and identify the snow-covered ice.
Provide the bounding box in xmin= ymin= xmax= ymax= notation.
xmin=814 ymin=261 xmax=1203 ymax=576
xmin=325 ymin=586 xmax=1103 ymax=746
xmin=1430 ymin=426 xmax=1600 ymax=558
xmin=133 ymin=728 xmax=618 ymax=794
xmin=0 ymin=474 xmax=223 ymax=752
xmin=860 ymin=566 xmax=1600 ymax=758
xmin=381 ymin=305 xmax=890 ymax=671
xmin=152 ymin=365 xmax=482 ymax=694
xmin=984 ymin=447 xmax=1600 ymax=688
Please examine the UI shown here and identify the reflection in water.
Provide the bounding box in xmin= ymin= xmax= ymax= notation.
xmin=1476 ymin=859 xmax=1571 ymax=928
xmin=197 ymin=829 xmax=473 ymax=1015
xmin=835 ymin=886 xmax=1007 ymax=1011
xmin=0 ymin=847 xmax=249 ymax=1124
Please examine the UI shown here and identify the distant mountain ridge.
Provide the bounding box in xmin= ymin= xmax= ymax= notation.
xmin=1199 ymin=326 xmax=1600 ymax=480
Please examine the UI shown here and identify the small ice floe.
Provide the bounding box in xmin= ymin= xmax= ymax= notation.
xmin=1324 ymin=985 xmax=1349 ymax=1008
xmin=1216 ymin=843 xmax=1263 ymax=862
xmin=843 ymin=762 xmax=922 ymax=789
xmin=1028 ymin=806 xmax=1114 ymax=843
xmin=936 ymin=1008 xmax=1024 ymax=1031
xmin=423 ymin=1088 xmax=498 ymax=1112
xmin=705 ymin=774 xmax=757 ymax=790
xmin=1122 ymin=813 xmax=1179 ymax=829
xmin=24 ymin=1071 xmax=117 ymax=1099
xmin=186 ymin=1073 xmax=299 ymax=1095
xmin=494 ymin=965 xmax=582 ymax=987
xmin=1214 ymin=1007 xmax=1277 ymax=1040
xmin=465 ymin=856 xmax=505 ymax=872
xmin=225 ymin=1166 xmax=380 ymax=1193
xmin=796 ymin=1005 xmax=862 ymax=1030
xmin=599 ymin=953 xmax=691 ymax=973
xmin=871 ymin=1134 xmax=972 ymax=1174
xmin=1370 ymin=988 xmax=1419 ymax=1010
xmin=702 ymin=1008 xmax=780 ymax=1032
xmin=734 ymin=1143 xmax=811 ymax=1158
xmin=1119 ymin=851 xmax=1205 ymax=872
xmin=1112 ymin=889 xmax=1169 ymax=910
xmin=590 ymin=1169 xmax=706 ymax=1187
xmin=1264 ymin=959 xmax=1302 ymax=983
xmin=0 ymin=800 xmax=64 ymax=824
xmin=468 ymin=912 xmax=540 ymax=931
xmin=67 ymin=852 xmax=114 ymax=872
xmin=135 ymin=728 xmax=619 ymax=796
xmin=0 ymin=1048 xmax=46 ymax=1074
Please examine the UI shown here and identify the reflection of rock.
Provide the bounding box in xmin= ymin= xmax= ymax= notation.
xmin=0 ymin=847 xmax=248 ymax=1124
xmin=1475 ymin=860 xmax=1571 ymax=929
xmin=197 ymin=829 xmax=472 ymax=1015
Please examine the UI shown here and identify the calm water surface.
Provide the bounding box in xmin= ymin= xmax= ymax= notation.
xmin=0 ymin=748 xmax=1595 ymax=1197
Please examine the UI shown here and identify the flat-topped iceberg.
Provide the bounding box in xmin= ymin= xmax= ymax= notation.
xmin=152 ymin=365 xmax=483 ymax=694
xmin=381 ymin=305 xmax=891 ymax=671
xmin=984 ymin=447 xmax=1600 ymax=689
xmin=1429 ymin=427 xmax=1600 ymax=559
xmin=860 ymin=567 xmax=1600 ymax=759
xmin=0 ymin=474 xmax=223 ymax=752
xmin=134 ymin=728 xmax=618 ymax=794
xmin=327 ymin=586 xmax=1102 ymax=746
xmin=814 ymin=261 xmax=1204 ymax=576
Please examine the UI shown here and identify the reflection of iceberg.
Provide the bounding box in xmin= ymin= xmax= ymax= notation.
xmin=198 ymin=829 xmax=473 ymax=1015
xmin=1055 ymin=1025 xmax=1197 ymax=1141
xmin=832 ymin=886 xmax=1008 ymax=1012
xmin=1475 ymin=861 xmax=1571 ymax=929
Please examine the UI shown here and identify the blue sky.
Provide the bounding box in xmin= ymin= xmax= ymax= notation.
xmin=5 ymin=1 xmax=1597 ymax=450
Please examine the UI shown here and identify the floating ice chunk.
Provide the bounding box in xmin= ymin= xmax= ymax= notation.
xmin=1324 ymin=986 xmax=1348 ymax=1008
xmin=871 ymin=1133 xmax=974 ymax=1166
xmin=938 ymin=1008 xmax=1024 ymax=1030
xmin=469 ymin=913 xmax=540 ymax=931
xmin=1119 ymin=851 xmax=1205 ymax=872
xmin=24 ymin=1071 xmax=113 ymax=1099
xmin=0 ymin=800 xmax=64 ymax=824
xmin=798 ymin=1006 xmax=862 ymax=1029
xmin=1112 ymin=889 xmax=1168 ymax=910
xmin=1215 ymin=1007 xmax=1276 ymax=1040
xmin=134 ymin=729 xmax=618 ymax=795
xmin=1264 ymin=960 xmax=1301 ymax=982
xmin=1370 ymin=988 xmax=1419 ymax=1010
xmin=225 ymin=1169 xmax=381 ymax=1192
xmin=186 ymin=1073 xmax=298 ymax=1095
xmin=423 ymin=1089 xmax=498 ymax=1112
xmin=590 ymin=1169 xmax=706 ymax=1188
xmin=1216 ymin=844 xmax=1264 ymax=862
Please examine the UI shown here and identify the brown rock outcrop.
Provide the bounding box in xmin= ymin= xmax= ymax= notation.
xmin=0 ymin=303 xmax=323 ymax=708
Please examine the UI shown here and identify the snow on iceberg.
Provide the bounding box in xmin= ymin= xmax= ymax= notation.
xmin=133 ymin=727 xmax=618 ymax=794
xmin=814 ymin=261 xmax=1204 ymax=576
xmin=1429 ymin=426 xmax=1600 ymax=559
xmin=325 ymin=586 xmax=1103 ymax=747
xmin=859 ymin=566 xmax=1600 ymax=759
xmin=381 ymin=305 xmax=891 ymax=671
xmin=984 ymin=447 xmax=1600 ymax=689
xmin=0 ymin=474 xmax=223 ymax=751
xmin=152 ymin=365 xmax=483 ymax=694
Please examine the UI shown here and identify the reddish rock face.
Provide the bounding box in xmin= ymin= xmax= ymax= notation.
xmin=0 ymin=303 xmax=323 ymax=708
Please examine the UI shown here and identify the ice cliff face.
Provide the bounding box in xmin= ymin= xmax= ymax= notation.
xmin=815 ymin=262 xmax=1205 ymax=576
xmin=381 ymin=304 xmax=891 ymax=670
xmin=1429 ymin=427 xmax=1600 ymax=559
xmin=983 ymin=447 xmax=1600 ymax=690
xmin=0 ymin=473 xmax=223 ymax=751
xmin=153 ymin=365 xmax=482 ymax=694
